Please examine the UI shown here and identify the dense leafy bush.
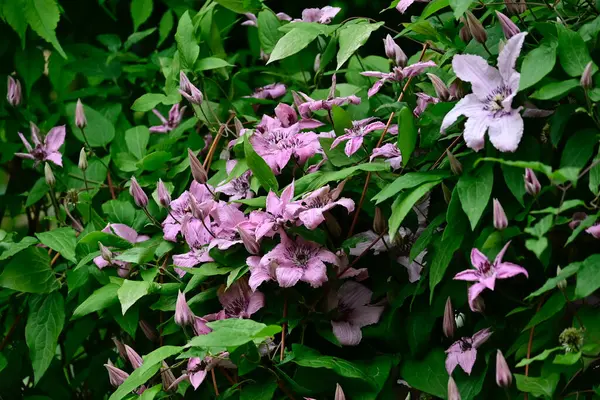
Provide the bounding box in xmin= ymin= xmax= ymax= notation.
xmin=1 ymin=0 xmax=600 ymax=398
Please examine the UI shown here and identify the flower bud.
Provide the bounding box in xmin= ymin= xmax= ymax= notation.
xmin=455 ymin=312 xmax=466 ymax=329
xmin=234 ymin=117 xmax=244 ymax=136
xmin=174 ymin=290 xmax=195 ymax=326
xmin=443 ymin=297 xmax=456 ymax=338
xmin=495 ymin=11 xmax=520 ymax=39
xmin=569 ymin=212 xmax=587 ymax=230
xmin=314 ymin=53 xmax=321 ymax=72
xmin=447 ymin=150 xmax=463 ymax=175
xmin=43 ymin=163 xmax=56 ymax=188
xmin=75 ymin=98 xmax=87 ymax=129
xmin=99 ymin=242 xmax=113 ymax=263
xmin=157 ymin=179 xmax=171 ymax=208
xmin=188 ymin=148 xmax=208 ymax=184
xmin=129 ymin=176 xmax=149 ymax=208
xmin=112 ymin=337 xmax=127 ymax=360
xmin=125 ymin=345 xmax=143 ymax=369
xmin=493 ymin=198 xmax=508 ymax=230
xmin=373 ymin=207 xmax=388 ymax=235
xmin=559 ymin=327 xmax=584 ymax=353
xmin=524 ymin=168 xmax=541 ymax=196
xmin=427 ymin=73 xmax=450 ymax=101
xmin=472 ymin=295 xmax=486 ymax=313
xmin=139 ymin=320 xmax=159 ymax=342
xmin=466 ymin=12 xmax=487 ymax=45
xmin=384 ymin=34 xmax=407 ymax=67
xmin=179 ymin=71 xmax=204 ymax=105
xmin=505 ymin=0 xmax=526 ymax=14
xmin=556 ymin=266 xmax=567 ymax=289
xmin=449 ymin=79 xmax=466 ymax=100
xmin=324 ymin=212 xmax=342 ymax=238
xmin=328 ymin=74 xmax=337 ymax=100
xmin=459 ymin=21 xmax=473 ymax=43
xmin=161 ymin=361 xmax=177 ymax=391
xmin=193 ymin=316 xmax=212 ymax=335
xmin=105 ymin=361 xmax=129 ymax=387
xmin=442 ymin=183 xmax=452 ymax=204
xmin=581 ymin=61 xmax=594 ymax=90
xmin=495 ymin=350 xmax=512 ymax=388
xmin=6 ymin=76 xmax=22 ymax=106
xmin=334 ymin=384 xmax=346 ymax=400
xmin=78 ymin=148 xmax=88 ymax=171
xmin=238 ymin=225 xmax=260 ymax=255
xmin=448 ymin=376 xmax=461 ymax=400
xmin=292 ymin=90 xmax=305 ymax=110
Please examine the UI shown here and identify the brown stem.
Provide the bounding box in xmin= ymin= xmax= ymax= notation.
xmin=277 ymin=379 xmax=297 ymax=400
xmin=338 ymin=230 xmax=387 ymax=278
xmin=51 ymin=252 xmax=61 ymax=266
xmin=106 ymin=171 xmax=116 ymax=200
xmin=430 ymin=135 xmax=463 ymax=170
xmin=280 ymin=295 xmax=288 ymax=362
xmin=211 ymin=369 xmax=219 ymax=396
xmin=524 ymin=297 xmax=546 ymax=400
xmin=348 ymin=43 xmax=430 ymax=237
xmin=218 ymin=367 xmax=236 ymax=385
xmin=203 ymin=114 xmax=234 ymax=172
xmin=0 ymin=314 xmax=21 ymax=351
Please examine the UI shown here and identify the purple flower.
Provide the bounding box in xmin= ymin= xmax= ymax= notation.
xmin=441 ymin=32 xmax=528 ymax=152
xmin=105 ymin=361 xmax=129 ymax=387
xmin=295 ymin=6 xmax=341 ymax=24
xmin=75 ymin=98 xmax=87 ymax=129
xmin=248 ymin=233 xmax=339 ymax=290
xmin=206 ymin=277 xmax=265 ymax=320
xmin=7 ymin=76 xmax=22 ymax=106
xmin=370 ymin=143 xmax=403 ymax=170
xmin=496 ymin=11 xmax=521 ymax=39
xmin=93 ymin=224 xmax=150 ymax=277
xmin=454 ymin=241 xmax=528 ymax=311
xmin=170 ymin=354 xmax=234 ymax=391
xmin=242 ymin=12 xmax=291 ymax=27
xmin=296 ymin=76 xmax=361 ymax=118
xmin=16 ymin=123 xmax=65 ymax=167
xmin=294 ymin=183 xmax=355 ymax=230
xmin=396 ymin=0 xmax=430 ymax=13
xmin=215 ymin=160 xmax=254 ymax=201
xmin=414 ymin=92 xmax=441 ymax=117
xmin=383 ymin=34 xmax=407 ymax=67
xmin=328 ymin=281 xmax=384 ymax=346
xmin=149 ymin=104 xmax=186 ymax=133
xmin=129 ymin=176 xmax=148 ymax=208
xmin=173 ymin=246 xmax=213 ymax=275
xmin=250 ymin=124 xmax=321 ymax=174
xmin=273 ymin=103 xmax=324 ymax=130
xmin=208 ymin=203 xmax=250 ymax=250
xmin=162 ymin=181 xmax=215 ymax=242
xmin=250 ymin=83 xmax=287 ymax=99
xmin=524 ymin=168 xmax=541 ymax=196
xmin=361 ymin=61 xmax=437 ymax=97
xmin=175 ymin=290 xmax=195 ymax=326
xmin=586 ymin=224 xmax=600 ymax=238
xmin=253 ymin=183 xmax=299 ymax=240
xmin=334 ymin=250 xmax=368 ymax=281
xmin=445 ymin=328 xmax=492 ymax=375
xmin=331 ymin=118 xmax=386 ymax=157
xmin=179 ymin=71 xmax=203 ymax=105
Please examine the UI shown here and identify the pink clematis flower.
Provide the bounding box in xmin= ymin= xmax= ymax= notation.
xmin=149 ymin=104 xmax=186 ymax=133
xmin=296 ymin=76 xmax=361 ymax=119
xmin=16 ymin=123 xmax=66 ymax=167
xmin=454 ymin=241 xmax=528 ymax=311
xmin=328 ymin=281 xmax=384 ymax=346
xmin=204 ymin=277 xmax=265 ymax=321
xmin=173 ymin=246 xmax=213 ymax=275
xmin=253 ymin=183 xmax=299 ymax=240
xmin=169 ymin=353 xmax=235 ymax=391
xmin=446 ymin=328 xmax=492 ymax=375
xmin=441 ymin=32 xmax=528 ymax=152
xmin=162 ymin=181 xmax=215 ymax=242
xmin=586 ymin=223 xmax=600 ymax=238
xmin=293 ymin=183 xmax=355 ymax=230
xmin=361 ymin=61 xmax=437 ymax=98
xmin=248 ymin=233 xmax=339 ymax=290
xmin=370 ymin=143 xmax=403 ymax=170
xmin=396 ymin=0 xmax=430 ymax=13
xmin=250 ymin=83 xmax=287 ymax=99
xmin=414 ymin=92 xmax=441 ymax=117
xmin=294 ymin=6 xmax=341 ymax=24
xmin=93 ymin=223 xmax=150 ymax=277
xmin=331 ymin=118 xmax=386 ymax=157
xmin=215 ymin=160 xmax=254 ymax=201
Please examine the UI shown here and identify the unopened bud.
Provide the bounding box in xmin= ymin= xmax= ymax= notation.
xmin=157 ymin=179 xmax=171 ymax=208
xmin=472 ymin=295 xmax=486 ymax=313
xmin=427 ymin=73 xmax=450 ymax=101
xmin=505 ymin=0 xmax=526 ymax=14
xmin=449 ymin=79 xmax=466 ymax=99
xmin=234 ymin=117 xmax=244 ymax=136
xmin=161 ymin=361 xmax=177 ymax=391
xmin=78 ymin=148 xmax=88 ymax=171
xmin=179 ymin=71 xmax=203 ymax=105
xmin=238 ymin=225 xmax=260 ymax=255
xmin=328 ymin=74 xmax=337 ymax=100
xmin=466 ymin=12 xmax=487 ymax=45
xmin=556 ymin=266 xmax=567 ymax=289
xmin=384 ymin=34 xmax=407 ymax=67
xmin=314 ymin=53 xmax=321 ymax=72
xmin=125 ymin=345 xmax=143 ymax=369
xmin=188 ymin=148 xmax=208 ymax=184
xmin=447 ymin=150 xmax=463 ymax=175
xmin=75 ymin=98 xmax=87 ymax=129
xmin=334 ymin=383 xmax=346 ymax=400
xmin=129 ymin=176 xmax=149 ymax=208
xmin=443 ymin=297 xmax=456 ymax=338
xmin=442 ymin=183 xmax=452 ymax=204
xmin=99 ymin=242 xmax=113 ymax=263
xmin=459 ymin=21 xmax=473 ymax=43
xmin=139 ymin=320 xmax=159 ymax=342
xmin=495 ymin=350 xmax=512 ymax=388
xmin=495 ymin=11 xmax=520 ymax=39
xmin=455 ymin=312 xmax=466 ymax=329
xmin=112 ymin=337 xmax=127 ymax=360
xmin=105 ymin=361 xmax=129 ymax=387
xmin=493 ymin=198 xmax=508 ymax=230
xmin=569 ymin=212 xmax=587 ymax=230
xmin=448 ymin=376 xmax=461 ymax=400
xmin=581 ymin=61 xmax=594 ymax=90
xmin=44 ymin=163 xmax=55 ymax=187
xmin=373 ymin=207 xmax=388 ymax=235
xmin=174 ymin=290 xmax=195 ymax=326
xmin=292 ymin=91 xmax=305 ymax=110
xmin=6 ymin=76 xmax=22 ymax=107
xmin=524 ymin=168 xmax=541 ymax=196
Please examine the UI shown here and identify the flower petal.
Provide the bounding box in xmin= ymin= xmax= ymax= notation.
xmin=275 ymin=267 xmax=304 ymax=287
xmin=45 ymin=152 xmax=63 ymax=167
xmin=488 ymin=112 xmax=524 ymax=153
xmin=349 ymin=305 xmax=384 ymax=328
xmin=464 ymin=115 xmax=491 ymax=152
xmin=299 ymin=209 xmax=326 ymax=230
xmin=441 ymin=94 xmax=485 ymax=132
xmin=472 ymin=327 xmax=493 ymax=348
xmin=344 ymin=137 xmax=363 ymax=157
xmin=331 ymin=321 xmax=362 ymax=346
xmin=338 ymin=281 xmax=373 ymax=309
xmin=189 ymin=370 xmax=207 ymax=390
xmin=497 ymin=32 xmax=527 ymax=91
xmin=453 ymin=269 xmax=481 ymax=281
xmin=246 ymin=291 xmax=265 ymax=316
xmin=452 ymin=55 xmax=503 ymax=100
xmin=445 ymin=352 xmax=460 ymax=375
xmin=302 ymin=260 xmax=328 ymax=287
xmin=496 ymin=262 xmax=528 ymax=279
xmin=44 ymin=126 xmax=66 ymax=152
xmin=457 ymin=349 xmax=478 ymax=375
xmin=471 ymin=248 xmax=489 ymax=270
xmin=468 ymin=283 xmax=487 ymax=311
xmin=396 ymin=0 xmax=416 ymax=13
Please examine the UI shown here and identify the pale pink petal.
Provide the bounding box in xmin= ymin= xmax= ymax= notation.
xmin=344 ymin=137 xmax=363 ymax=157
xmin=246 ymin=291 xmax=265 ymax=316
xmin=445 ymin=352 xmax=460 ymax=375
xmin=93 ymin=256 xmax=110 ymax=269
xmin=471 ymin=248 xmax=490 ymax=270
xmin=15 ymin=152 xmax=35 ymax=160
xmin=45 ymin=152 xmax=63 ymax=167
xmin=18 ymin=132 xmax=33 ymax=152
xmin=338 ymin=281 xmax=372 ymax=309
xmin=302 ymin=260 xmax=328 ymax=287
xmin=317 ymin=248 xmax=340 ymax=266
xmin=367 ymin=79 xmax=386 ymax=98
xmin=173 ymin=252 xmax=203 ymax=268
xmin=106 ymin=224 xmax=139 ymax=243
xmin=464 ymin=115 xmax=491 ymax=152
xmin=480 ymin=274 xmax=497 ymax=290
xmin=452 ymin=55 xmax=503 ymax=100
xmin=276 ymin=267 xmax=304 ymax=287
xmin=331 ymin=321 xmax=362 ymax=346
xmin=497 ymin=32 xmax=527 ymax=92
xmin=299 ymin=209 xmax=326 ymax=230
xmin=488 ymin=112 xmax=524 ymax=153
xmin=586 ymin=224 xmax=600 ymax=238
xmin=402 ymin=61 xmax=437 ymax=78
xmin=349 ymin=305 xmax=384 ymax=328
xmin=441 ymin=94 xmax=485 ymax=132
xmin=396 ymin=0 xmax=416 ymax=13
xmin=493 ymin=240 xmax=512 ymax=265
xmin=457 ymin=349 xmax=478 ymax=375
xmin=189 ymin=370 xmax=207 ymax=390
xmin=453 ymin=269 xmax=481 ymax=281
xmin=496 ymin=262 xmax=528 ymax=279
xmin=334 ymin=198 xmax=355 ymax=212
xmin=45 ymin=126 xmax=66 ymax=152
xmin=330 ymin=134 xmax=350 ymax=149
xmin=468 ymin=283 xmax=487 ymax=311
xmin=472 ymin=328 xmax=493 ymax=347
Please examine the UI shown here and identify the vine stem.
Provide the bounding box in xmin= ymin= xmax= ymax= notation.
xmin=348 ymin=43 xmax=429 ymax=238
xmin=280 ymin=294 xmax=288 ymax=362
xmin=524 ymin=297 xmax=546 ymax=400
xmin=80 ymin=127 xmax=116 ymax=199
xmin=338 ymin=230 xmax=387 ymax=277
xmin=211 ymin=369 xmax=219 ymax=396
xmin=0 ymin=314 xmax=21 ymax=351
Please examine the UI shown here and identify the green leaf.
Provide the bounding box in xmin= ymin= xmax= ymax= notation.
xmin=2 ymin=0 xmax=28 ymax=43
xmin=188 ymin=319 xmax=281 ymax=348
xmin=523 ymin=291 xmax=566 ymax=330
xmin=420 ymin=0 xmax=450 ymax=19
xmin=25 ymin=292 xmax=65 ymax=384
xmin=268 ymin=25 xmax=323 ymax=64
xmin=449 ymin=0 xmax=473 ymax=18
xmin=139 ymin=384 xmax=162 ymax=400
xmin=557 ymin=24 xmax=595 ymax=77
xmin=0 ymin=236 xmax=39 ymax=260
xmin=336 ymin=21 xmax=383 ymax=69
xmin=125 ymin=126 xmax=150 ymax=160
xmin=240 ymin=381 xmax=278 ymax=400
xmin=117 ymin=280 xmax=153 ymax=315
xmin=66 ymin=102 xmax=115 ymax=147
xmin=115 ymin=245 xmax=157 ymax=264
xmin=400 ymin=349 xmax=446 ymax=398
xmin=457 ymin=164 xmax=494 ymax=230
xmin=373 ymin=171 xmax=449 ymax=204
xmin=131 ymin=0 xmax=152 ymax=31
xmin=244 ymin=134 xmax=278 ymax=192
xmin=124 ymin=28 xmax=156 ymax=50
xmin=476 ymin=158 xmax=552 ymax=176
xmin=397 ymin=106 xmax=418 ymax=166
xmin=319 ymin=137 xmax=365 ymax=167
xmin=515 ymin=374 xmax=559 ymax=398
xmin=102 ymin=200 xmax=136 ymax=226
xmin=137 ymin=151 xmax=173 ymax=171
xmin=195 ymin=57 xmax=233 ymax=71
xmin=516 ymin=347 xmax=562 ymax=367
xmin=560 ymin=129 xmax=598 ymax=169
xmin=410 ymin=214 xmax=445 ymax=262
xmin=131 ymin=93 xmax=166 ymax=112
xmin=158 ymin=10 xmax=174 ymax=47
xmin=257 ymin=9 xmax=283 ymax=54
xmin=24 ymin=0 xmax=66 ymax=58
xmin=526 ymin=262 xmax=581 ymax=299
xmin=429 ymin=223 xmax=464 ymax=301
xmin=554 ymin=351 xmax=581 ymax=365
xmin=519 ymin=41 xmax=557 ymax=91
xmin=15 ymin=47 xmax=45 ymax=95
xmin=36 ymin=227 xmax=77 ymax=263
xmin=575 ymin=254 xmax=600 ymax=299
xmin=72 ymin=283 xmax=120 ymax=319
xmin=590 ymin=155 xmax=600 ymax=195
xmin=0 ymin=247 xmax=59 ymax=293
xmin=530 ymin=79 xmax=580 ymax=100
xmin=25 ymin=178 xmax=49 ymax=207
xmin=331 ymin=105 xmax=353 ymax=137
xmin=388 ymin=181 xmax=441 ymax=240
xmin=297 ymin=163 xmax=390 ymax=193
xmin=213 ymin=0 xmax=261 ymax=13
xmin=176 ymin=11 xmax=200 ymax=70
